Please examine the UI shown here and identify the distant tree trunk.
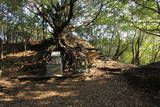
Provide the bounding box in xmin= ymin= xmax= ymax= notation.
xmin=131 ymin=33 xmax=136 ymax=64
xmin=42 ymin=18 xmax=46 ymax=40
xmin=0 ymin=39 xmax=3 ymax=59
xmin=45 ymin=29 xmax=48 ymax=39
xmin=0 ymin=39 xmax=3 ymax=77
xmin=150 ymin=37 xmax=160 ymax=62
xmin=24 ymin=39 xmax=27 ymax=56
xmin=108 ymin=35 xmax=114 ymax=56
xmin=131 ymin=30 xmax=144 ymax=65
xmin=113 ymin=35 xmax=128 ymax=60
xmin=152 ymin=46 xmax=160 ymax=62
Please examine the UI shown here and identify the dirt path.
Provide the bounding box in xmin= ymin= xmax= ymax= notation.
xmin=0 ymin=60 xmax=155 ymax=107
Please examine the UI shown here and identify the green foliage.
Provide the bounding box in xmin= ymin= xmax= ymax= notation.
xmin=1 ymin=0 xmax=160 ymax=64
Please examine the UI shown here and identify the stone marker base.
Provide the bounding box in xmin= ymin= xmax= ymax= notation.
xmin=45 ymin=64 xmax=63 ymax=77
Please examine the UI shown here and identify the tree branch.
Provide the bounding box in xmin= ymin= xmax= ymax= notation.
xmin=24 ymin=6 xmax=38 ymax=15
xmin=156 ymin=0 xmax=160 ymax=12
xmin=64 ymin=2 xmax=104 ymax=33
xmin=59 ymin=0 xmax=78 ymax=32
xmin=32 ymin=1 xmax=55 ymax=30
xmin=133 ymin=0 xmax=160 ymax=14
xmin=132 ymin=22 xmax=160 ymax=37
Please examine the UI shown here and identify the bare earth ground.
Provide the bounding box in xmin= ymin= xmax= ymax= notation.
xmin=0 ymin=51 xmax=158 ymax=107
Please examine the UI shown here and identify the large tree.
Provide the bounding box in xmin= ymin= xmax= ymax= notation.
xmin=25 ymin=0 xmax=103 ymax=46
xmin=21 ymin=0 xmax=105 ymax=69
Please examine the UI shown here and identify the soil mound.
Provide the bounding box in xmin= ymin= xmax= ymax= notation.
xmin=2 ymin=36 xmax=99 ymax=77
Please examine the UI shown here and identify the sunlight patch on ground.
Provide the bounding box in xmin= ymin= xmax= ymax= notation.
xmin=0 ymin=79 xmax=15 ymax=88
xmin=0 ymin=98 xmax=13 ymax=102
xmin=4 ymin=51 xmax=38 ymax=59
xmin=16 ymin=91 xmax=78 ymax=100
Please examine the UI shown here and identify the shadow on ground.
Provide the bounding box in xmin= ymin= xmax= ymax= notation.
xmin=2 ymin=51 xmax=46 ymax=77
xmin=123 ymin=62 xmax=160 ymax=106
xmin=97 ymin=67 xmax=122 ymax=76
xmin=0 ymin=74 xmax=154 ymax=107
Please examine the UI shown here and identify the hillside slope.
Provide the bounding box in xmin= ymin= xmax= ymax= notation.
xmin=0 ymin=38 xmax=160 ymax=107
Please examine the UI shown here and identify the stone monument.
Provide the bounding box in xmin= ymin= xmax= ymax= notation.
xmin=45 ymin=51 xmax=63 ymax=77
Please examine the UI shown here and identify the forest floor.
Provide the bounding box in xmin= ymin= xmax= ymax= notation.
xmin=0 ymin=41 xmax=160 ymax=107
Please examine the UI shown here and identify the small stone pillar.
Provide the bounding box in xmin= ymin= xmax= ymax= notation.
xmin=45 ymin=51 xmax=63 ymax=77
